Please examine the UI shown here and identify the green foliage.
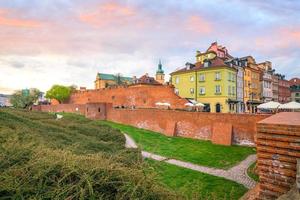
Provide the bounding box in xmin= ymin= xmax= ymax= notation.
xmin=99 ymin=121 xmax=256 ymax=169
xmin=247 ymin=162 xmax=259 ymax=182
xmin=0 ymin=109 xmax=175 ymax=199
xmin=45 ymin=85 xmax=72 ymax=103
xmin=10 ymin=88 xmax=40 ymax=109
xmin=146 ymin=159 xmax=248 ymax=200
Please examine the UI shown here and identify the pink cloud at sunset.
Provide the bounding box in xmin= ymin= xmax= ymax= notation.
xmin=79 ymin=2 xmax=136 ymax=27
xmin=186 ymin=15 xmax=212 ymax=34
xmin=0 ymin=9 xmax=41 ymax=28
xmin=0 ymin=0 xmax=299 ymax=94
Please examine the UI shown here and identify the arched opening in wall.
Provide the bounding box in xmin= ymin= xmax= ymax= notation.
xmin=216 ymin=103 xmax=221 ymax=113
xmin=98 ymin=108 xmax=101 ymax=112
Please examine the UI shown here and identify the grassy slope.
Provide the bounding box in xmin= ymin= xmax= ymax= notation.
xmin=0 ymin=109 xmax=174 ymax=199
xmin=146 ymin=159 xmax=248 ymax=200
xmin=99 ymin=121 xmax=256 ymax=169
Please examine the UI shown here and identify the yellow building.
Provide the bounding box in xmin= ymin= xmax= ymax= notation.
xmin=95 ymin=73 xmax=133 ymax=89
xmin=240 ymin=56 xmax=262 ymax=113
xmin=170 ymin=54 xmax=237 ymax=113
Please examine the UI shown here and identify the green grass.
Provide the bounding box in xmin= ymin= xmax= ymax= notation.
xmin=0 ymin=108 xmax=175 ymax=199
xmin=146 ymin=159 xmax=248 ymax=200
xmin=247 ymin=162 xmax=259 ymax=182
xmin=99 ymin=121 xmax=256 ymax=169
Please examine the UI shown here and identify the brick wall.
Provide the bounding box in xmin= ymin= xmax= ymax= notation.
xmin=256 ymin=112 xmax=300 ymax=199
xmin=67 ymin=85 xmax=188 ymax=109
xmin=106 ymin=107 xmax=269 ymax=145
xmin=33 ymin=103 xmax=108 ymax=120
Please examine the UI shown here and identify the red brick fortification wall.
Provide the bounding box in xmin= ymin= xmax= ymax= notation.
xmin=256 ymin=112 xmax=300 ymax=199
xmin=67 ymin=85 xmax=188 ymax=109
xmin=33 ymin=104 xmax=86 ymax=115
xmin=33 ymin=103 xmax=109 ymax=120
xmin=106 ymin=108 xmax=269 ymax=145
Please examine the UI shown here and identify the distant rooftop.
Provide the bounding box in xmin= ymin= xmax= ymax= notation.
xmin=97 ymin=73 xmax=133 ymax=81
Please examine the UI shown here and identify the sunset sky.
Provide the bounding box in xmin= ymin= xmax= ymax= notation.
xmin=0 ymin=0 xmax=300 ymax=94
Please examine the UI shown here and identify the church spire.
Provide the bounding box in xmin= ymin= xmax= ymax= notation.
xmin=156 ymin=60 xmax=164 ymax=74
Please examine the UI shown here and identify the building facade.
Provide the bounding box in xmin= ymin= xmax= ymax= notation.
xmin=278 ymin=75 xmax=291 ymax=103
xmin=290 ymin=78 xmax=300 ymax=103
xmin=240 ymin=56 xmax=262 ymax=113
xmin=225 ymin=58 xmax=244 ymax=113
xmin=260 ymin=71 xmax=273 ymax=102
xmin=170 ymin=54 xmax=237 ymax=113
xmin=272 ymin=74 xmax=279 ymax=102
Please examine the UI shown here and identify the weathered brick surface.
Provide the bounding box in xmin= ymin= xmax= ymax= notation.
xmin=106 ymin=107 xmax=269 ymax=145
xmin=34 ymin=103 xmax=269 ymax=145
xmin=211 ymin=122 xmax=232 ymax=145
xmin=256 ymin=112 xmax=300 ymax=199
xmin=67 ymin=85 xmax=188 ymax=109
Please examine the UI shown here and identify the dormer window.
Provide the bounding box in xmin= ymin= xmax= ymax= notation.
xmin=203 ymin=60 xmax=211 ymax=68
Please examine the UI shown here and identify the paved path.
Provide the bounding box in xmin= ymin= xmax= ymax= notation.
xmin=123 ymin=133 xmax=257 ymax=189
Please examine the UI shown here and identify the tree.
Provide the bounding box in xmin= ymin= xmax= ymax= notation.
xmin=10 ymin=88 xmax=40 ymax=109
xmin=45 ymin=85 xmax=73 ymax=103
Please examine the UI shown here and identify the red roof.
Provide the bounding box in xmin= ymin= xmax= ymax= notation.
xmin=171 ymin=57 xmax=234 ymax=75
xmin=135 ymin=74 xmax=161 ymax=85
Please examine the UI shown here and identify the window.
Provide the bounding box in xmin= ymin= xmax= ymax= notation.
xmin=174 ymin=88 xmax=179 ymax=95
xmin=215 ymin=72 xmax=221 ymax=80
xmin=190 ymin=88 xmax=194 ymax=94
xmin=199 ymin=87 xmax=205 ymax=95
xmin=232 ymin=86 xmax=235 ymax=95
xmin=190 ymin=76 xmax=194 ymax=82
xmin=228 ymin=86 xmax=231 ymax=95
xmin=215 ymin=85 xmax=221 ymax=94
xmin=199 ymin=74 xmax=205 ymax=81
xmin=228 ymin=72 xmax=231 ymax=81
xmin=175 ymin=77 xmax=179 ymax=84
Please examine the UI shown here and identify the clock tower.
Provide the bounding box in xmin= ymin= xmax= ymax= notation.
xmin=155 ymin=60 xmax=165 ymax=84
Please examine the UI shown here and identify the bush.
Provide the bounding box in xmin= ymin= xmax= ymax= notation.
xmin=0 ymin=108 xmax=176 ymax=199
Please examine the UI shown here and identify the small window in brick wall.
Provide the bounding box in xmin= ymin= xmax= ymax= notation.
xmin=98 ymin=108 xmax=101 ymax=112
xmin=112 ymin=96 xmax=115 ymax=100
xmin=86 ymin=108 xmax=89 ymax=112
xmin=143 ymin=99 xmax=146 ymax=104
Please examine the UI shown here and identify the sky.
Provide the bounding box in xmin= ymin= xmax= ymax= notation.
xmin=0 ymin=0 xmax=300 ymax=94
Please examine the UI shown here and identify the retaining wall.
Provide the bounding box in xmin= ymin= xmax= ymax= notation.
xmin=256 ymin=112 xmax=300 ymax=199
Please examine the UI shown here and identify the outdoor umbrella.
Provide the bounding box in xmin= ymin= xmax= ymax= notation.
xmin=257 ymin=101 xmax=282 ymax=109
xmin=279 ymin=101 xmax=300 ymax=109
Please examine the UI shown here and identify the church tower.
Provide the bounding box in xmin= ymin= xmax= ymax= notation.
xmin=155 ymin=60 xmax=165 ymax=84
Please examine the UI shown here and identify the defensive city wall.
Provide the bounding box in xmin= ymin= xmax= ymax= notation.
xmin=66 ymin=85 xmax=188 ymax=109
xmin=34 ymin=103 xmax=269 ymax=146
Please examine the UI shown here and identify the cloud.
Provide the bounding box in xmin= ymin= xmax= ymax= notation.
xmin=0 ymin=9 xmax=41 ymax=28
xmin=186 ymin=15 xmax=212 ymax=34
xmin=79 ymin=2 xmax=136 ymax=27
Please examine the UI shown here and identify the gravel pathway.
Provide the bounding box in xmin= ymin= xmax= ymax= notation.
xmin=124 ymin=133 xmax=257 ymax=189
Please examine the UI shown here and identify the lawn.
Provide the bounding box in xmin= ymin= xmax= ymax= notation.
xmin=99 ymin=121 xmax=256 ymax=169
xmin=146 ymin=159 xmax=248 ymax=200
xmin=0 ymin=109 xmax=174 ymax=199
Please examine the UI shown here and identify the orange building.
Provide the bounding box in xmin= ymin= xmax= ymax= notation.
xmin=240 ymin=56 xmax=262 ymax=113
